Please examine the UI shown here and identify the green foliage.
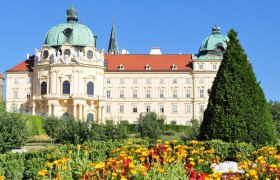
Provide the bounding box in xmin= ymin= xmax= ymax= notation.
xmin=25 ymin=115 xmax=45 ymax=137
xmin=164 ymin=124 xmax=191 ymax=132
xmin=0 ymin=152 xmax=25 ymax=179
xmin=199 ymin=29 xmax=277 ymax=145
xmin=268 ymin=100 xmax=280 ymax=137
xmin=0 ymin=100 xmax=4 ymax=114
xmin=0 ymin=112 xmax=28 ymax=153
xmin=135 ymin=112 xmax=165 ymax=139
xmin=182 ymin=119 xmax=200 ymax=141
xmin=43 ymin=116 xmax=66 ymax=139
xmin=203 ymin=140 xmax=256 ymax=161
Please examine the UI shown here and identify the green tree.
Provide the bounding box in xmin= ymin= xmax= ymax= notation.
xmin=199 ymin=29 xmax=277 ymax=145
xmin=0 ymin=113 xmax=27 ymax=153
xmin=135 ymin=112 xmax=165 ymax=139
xmin=268 ymin=100 xmax=280 ymax=137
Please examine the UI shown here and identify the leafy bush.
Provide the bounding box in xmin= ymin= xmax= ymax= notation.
xmin=164 ymin=124 xmax=191 ymax=132
xmin=182 ymin=119 xmax=200 ymax=141
xmin=0 ymin=152 xmax=25 ymax=179
xmin=43 ymin=116 xmax=65 ymax=140
xmin=0 ymin=112 xmax=28 ymax=153
xmin=200 ymin=29 xmax=277 ymax=145
xmin=135 ymin=112 xmax=165 ymax=139
xmin=26 ymin=115 xmax=45 ymax=137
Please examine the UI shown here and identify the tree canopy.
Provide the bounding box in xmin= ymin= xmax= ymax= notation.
xmin=199 ymin=29 xmax=277 ymax=145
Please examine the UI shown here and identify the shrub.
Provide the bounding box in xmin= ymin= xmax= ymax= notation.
xmin=182 ymin=119 xmax=200 ymax=141
xmin=26 ymin=115 xmax=45 ymax=137
xmin=135 ymin=112 xmax=165 ymax=139
xmin=0 ymin=112 xmax=28 ymax=153
xmin=199 ymin=29 xmax=277 ymax=145
xmin=43 ymin=116 xmax=65 ymax=140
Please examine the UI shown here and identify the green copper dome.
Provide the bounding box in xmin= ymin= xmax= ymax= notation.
xmin=44 ymin=6 xmax=96 ymax=47
xmin=199 ymin=26 xmax=229 ymax=53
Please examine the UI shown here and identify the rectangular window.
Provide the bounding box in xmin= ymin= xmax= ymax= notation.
xmin=212 ymin=64 xmax=217 ymax=70
xmin=173 ymin=78 xmax=177 ymax=84
xmin=160 ymin=105 xmax=164 ymax=113
xmin=160 ymin=89 xmax=164 ymax=98
xmin=199 ymin=64 xmax=204 ymax=70
xmin=133 ymin=90 xmax=138 ymax=98
xmin=119 ymin=105 xmax=124 ymax=113
xmin=14 ymin=78 xmax=19 ymax=85
xmin=119 ymin=78 xmax=124 ymax=84
xmin=146 ymin=105 xmax=151 ymax=113
xmin=27 ymin=92 xmax=31 ymax=98
xmin=199 ymin=89 xmax=204 ymax=98
xmin=120 ymin=89 xmax=124 ymax=98
xmin=106 ymin=90 xmax=111 ymax=98
xmin=132 ymin=106 xmax=137 ymax=113
xmin=132 ymin=78 xmax=138 ymax=84
xmin=186 ymin=89 xmax=191 ymax=98
xmin=106 ymin=78 xmax=111 ymax=84
xmin=146 ymin=78 xmax=151 ymax=84
xmin=106 ymin=105 xmax=111 ymax=113
xmin=146 ymin=89 xmax=151 ymax=98
xmin=159 ymin=78 xmax=164 ymax=84
xmin=14 ymin=91 xmax=18 ymax=99
xmin=172 ymin=104 xmax=178 ymax=113
xmin=199 ymin=104 xmax=205 ymax=113
xmin=186 ymin=77 xmax=191 ymax=84
xmin=173 ymin=89 xmax=178 ymax=98
xmin=186 ymin=104 xmax=191 ymax=113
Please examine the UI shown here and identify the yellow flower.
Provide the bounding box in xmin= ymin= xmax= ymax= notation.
xmin=95 ymin=162 xmax=105 ymax=169
xmin=68 ymin=150 xmax=73 ymax=154
xmin=127 ymin=141 xmax=133 ymax=145
xmin=0 ymin=176 xmax=4 ymax=180
xmin=129 ymin=163 xmax=136 ymax=169
xmin=77 ymin=144 xmax=81 ymax=150
xmin=62 ymin=166 xmax=68 ymax=170
xmin=235 ymin=154 xmax=242 ymax=159
xmin=89 ymin=163 xmax=96 ymax=167
xmin=172 ymin=140 xmax=177 ymax=144
xmin=130 ymin=169 xmax=137 ymax=175
xmin=190 ymin=140 xmax=198 ymax=145
xmin=165 ymin=141 xmax=170 ymax=145
xmin=157 ymin=168 xmax=165 ymax=173
xmin=156 ymin=139 xmax=162 ymax=143
xmin=140 ymin=157 xmax=146 ymax=162
xmin=198 ymin=158 xmax=205 ymax=164
xmin=190 ymin=161 xmax=195 ymax=166
xmin=45 ymin=162 xmax=53 ymax=168
xmin=249 ymin=169 xmax=257 ymax=177
xmin=84 ymin=150 xmax=89 ymax=154
xmin=84 ymin=145 xmax=89 ymax=149
xmin=112 ymin=172 xmax=118 ymax=178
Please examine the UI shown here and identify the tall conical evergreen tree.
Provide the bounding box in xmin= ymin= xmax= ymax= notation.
xmin=199 ymin=29 xmax=277 ymax=145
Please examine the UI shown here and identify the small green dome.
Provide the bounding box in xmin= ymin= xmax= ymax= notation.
xmin=44 ymin=6 xmax=96 ymax=47
xmin=199 ymin=26 xmax=229 ymax=53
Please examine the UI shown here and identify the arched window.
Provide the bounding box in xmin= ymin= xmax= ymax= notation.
xmin=87 ymin=82 xmax=94 ymax=95
xmin=41 ymin=81 xmax=47 ymax=95
xmin=63 ymin=80 xmax=70 ymax=94
xmin=63 ymin=112 xmax=69 ymax=119
xmin=87 ymin=113 xmax=94 ymax=122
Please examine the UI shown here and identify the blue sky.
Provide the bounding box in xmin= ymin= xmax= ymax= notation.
xmin=1 ymin=0 xmax=280 ymax=100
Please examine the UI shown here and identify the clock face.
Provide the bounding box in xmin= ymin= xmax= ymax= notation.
xmin=87 ymin=50 xmax=93 ymax=59
xmin=43 ymin=50 xmax=49 ymax=59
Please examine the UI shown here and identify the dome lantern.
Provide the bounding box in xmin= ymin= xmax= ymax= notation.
xmin=66 ymin=5 xmax=78 ymax=23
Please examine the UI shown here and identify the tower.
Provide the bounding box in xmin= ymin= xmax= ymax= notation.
xmin=108 ymin=21 xmax=119 ymax=54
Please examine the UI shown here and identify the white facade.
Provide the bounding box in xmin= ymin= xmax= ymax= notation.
xmin=5 ymin=7 xmax=227 ymax=125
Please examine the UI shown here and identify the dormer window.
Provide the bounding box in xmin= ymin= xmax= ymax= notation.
xmin=145 ymin=64 xmax=151 ymax=70
xmin=119 ymin=64 xmax=125 ymax=70
xmin=171 ymin=64 xmax=177 ymax=70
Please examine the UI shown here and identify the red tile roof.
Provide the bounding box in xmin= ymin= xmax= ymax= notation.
xmin=104 ymin=54 xmax=192 ymax=71
xmin=6 ymin=56 xmax=34 ymax=72
xmin=6 ymin=54 xmax=193 ymax=72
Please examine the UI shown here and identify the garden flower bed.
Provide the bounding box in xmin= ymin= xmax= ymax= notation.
xmin=1 ymin=139 xmax=280 ymax=179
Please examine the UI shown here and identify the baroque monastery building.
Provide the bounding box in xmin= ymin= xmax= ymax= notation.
xmin=5 ymin=6 xmax=229 ymax=125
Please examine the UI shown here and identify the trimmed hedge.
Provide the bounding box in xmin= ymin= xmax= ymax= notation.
xmin=25 ymin=115 xmax=45 ymax=137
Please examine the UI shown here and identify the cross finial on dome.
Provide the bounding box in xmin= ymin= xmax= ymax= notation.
xmin=66 ymin=4 xmax=78 ymax=23
xmin=212 ymin=25 xmax=221 ymax=35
